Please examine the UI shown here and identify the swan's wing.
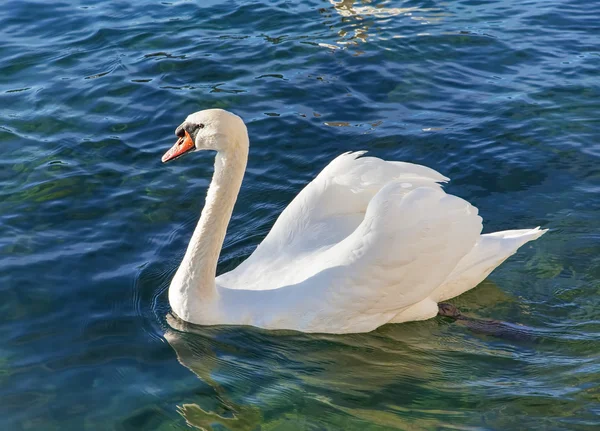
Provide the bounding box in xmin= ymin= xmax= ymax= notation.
xmin=298 ymin=185 xmax=483 ymax=332
xmin=217 ymin=152 xmax=449 ymax=290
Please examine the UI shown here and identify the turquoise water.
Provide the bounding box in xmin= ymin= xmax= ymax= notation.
xmin=2 ymin=0 xmax=599 ymax=429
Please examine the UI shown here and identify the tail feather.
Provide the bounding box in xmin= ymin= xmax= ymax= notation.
xmin=431 ymin=227 xmax=548 ymax=302
xmin=486 ymin=226 xmax=547 ymax=240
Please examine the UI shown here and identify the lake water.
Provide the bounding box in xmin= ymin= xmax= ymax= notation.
xmin=2 ymin=0 xmax=599 ymax=429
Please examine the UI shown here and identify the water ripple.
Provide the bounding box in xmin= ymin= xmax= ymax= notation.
xmin=1 ymin=0 xmax=599 ymax=430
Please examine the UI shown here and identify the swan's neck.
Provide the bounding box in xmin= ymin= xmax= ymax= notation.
xmin=170 ymin=139 xmax=248 ymax=316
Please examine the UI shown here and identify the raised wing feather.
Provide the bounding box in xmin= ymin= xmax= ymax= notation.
xmin=296 ymin=185 xmax=483 ymax=332
xmin=217 ymin=152 xmax=449 ymax=291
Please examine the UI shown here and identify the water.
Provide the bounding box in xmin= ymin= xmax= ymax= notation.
xmin=1 ymin=0 xmax=599 ymax=429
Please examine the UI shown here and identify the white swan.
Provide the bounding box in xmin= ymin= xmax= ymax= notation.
xmin=162 ymin=109 xmax=546 ymax=334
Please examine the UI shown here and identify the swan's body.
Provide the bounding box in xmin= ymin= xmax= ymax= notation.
xmin=163 ymin=109 xmax=546 ymax=334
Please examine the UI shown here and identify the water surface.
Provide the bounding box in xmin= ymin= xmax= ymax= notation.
xmin=1 ymin=0 xmax=599 ymax=429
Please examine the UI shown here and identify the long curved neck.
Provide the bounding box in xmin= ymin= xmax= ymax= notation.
xmin=171 ymin=139 xmax=248 ymax=310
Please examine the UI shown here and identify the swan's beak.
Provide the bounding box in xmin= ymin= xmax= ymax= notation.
xmin=162 ymin=130 xmax=195 ymax=163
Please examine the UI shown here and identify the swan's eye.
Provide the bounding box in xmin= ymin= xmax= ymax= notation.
xmin=188 ymin=123 xmax=204 ymax=134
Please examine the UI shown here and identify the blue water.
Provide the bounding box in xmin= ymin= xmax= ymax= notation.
xmin=2 ymin=0 xmax=599 ymax=429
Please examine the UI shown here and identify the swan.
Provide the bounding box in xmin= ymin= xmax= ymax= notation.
xmin=161 ymin=109 xmax=547 ymax=334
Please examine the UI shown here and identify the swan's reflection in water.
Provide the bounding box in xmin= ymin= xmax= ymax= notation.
xmin=165 ymin=314 xmax=263 ymax=430
xmin=164 ymin=281 xmax=515 ymax=430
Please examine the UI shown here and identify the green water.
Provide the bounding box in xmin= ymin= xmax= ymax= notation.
xmin=1 ymin=0 xmax=599 ymax=429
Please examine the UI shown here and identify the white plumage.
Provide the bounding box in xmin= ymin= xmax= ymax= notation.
xmin=163 ymin=109 xmax=546 ymax=334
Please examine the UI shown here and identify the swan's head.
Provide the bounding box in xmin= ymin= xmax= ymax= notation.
xmin=162 ymin=109 xmax=247 ymax=163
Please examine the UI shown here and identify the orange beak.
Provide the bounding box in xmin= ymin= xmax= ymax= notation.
xmin=162 ymin=130 xmax=195 ymax=163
